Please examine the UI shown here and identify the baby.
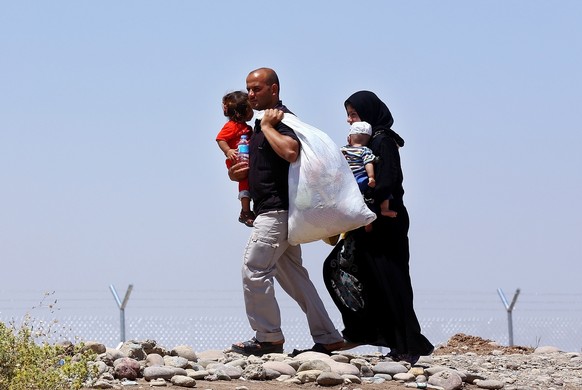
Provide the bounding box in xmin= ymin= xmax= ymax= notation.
xmin=341 ymin=121 xmax=397 ymax=219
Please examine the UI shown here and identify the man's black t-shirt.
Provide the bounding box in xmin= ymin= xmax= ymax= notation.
xmin=249 ymin=102 xmax=298 ymax=216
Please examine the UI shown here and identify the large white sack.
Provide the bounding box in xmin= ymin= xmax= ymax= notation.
xmin=279 ymin=113 xmax=376 ymax=245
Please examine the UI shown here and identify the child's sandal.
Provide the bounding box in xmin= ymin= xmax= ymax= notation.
xmin=238 ymin=210 xmax=255 ymax=227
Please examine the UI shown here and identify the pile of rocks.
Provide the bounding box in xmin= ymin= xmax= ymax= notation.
xmin=80 ymin=338 xmax=582 ymax=390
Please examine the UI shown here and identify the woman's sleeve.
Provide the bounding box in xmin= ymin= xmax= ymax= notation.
xmin=372 ymin=136 xmax=400 ymax=202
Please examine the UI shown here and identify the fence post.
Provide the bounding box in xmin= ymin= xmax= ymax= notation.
xmin=497 ymin=288 xmax=520 ymax=346
xmin=110 ymin=284 xmax=133 ymax=343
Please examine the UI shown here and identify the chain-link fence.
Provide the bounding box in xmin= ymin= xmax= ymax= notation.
xmin=5 ymin=314 xmax=578 ymax=354
xmin=1 ymin=289 xmax=581 ymax=353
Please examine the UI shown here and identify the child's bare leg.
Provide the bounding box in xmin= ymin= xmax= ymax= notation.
xmin=380 ymin=199 xmax=397 ymax=218
xmin=241 ymin=196 xmax=252 ymax=213
xmin=239 ymin=196 xmax=255 ymax=227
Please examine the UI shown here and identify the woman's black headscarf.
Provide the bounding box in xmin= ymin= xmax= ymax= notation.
xmin=344 ymin=91 xmax=404 ymax=147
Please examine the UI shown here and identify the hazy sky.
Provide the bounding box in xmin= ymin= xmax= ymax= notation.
xmin=1 ymin=1 xmax=581 ymax=310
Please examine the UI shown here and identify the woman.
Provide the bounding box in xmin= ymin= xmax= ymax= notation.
xmin=324 ymin=91 xmax=433 ymax=363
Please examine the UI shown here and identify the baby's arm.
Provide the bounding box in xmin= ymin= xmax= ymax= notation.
xmin=365 ymin=162 xmax=376 ymax=188
xmin=217 ymin=140 xmax=237 ymax=162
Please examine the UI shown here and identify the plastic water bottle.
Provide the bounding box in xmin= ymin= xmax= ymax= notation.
xmin=237 ymin=134 xmax=249 ymax=165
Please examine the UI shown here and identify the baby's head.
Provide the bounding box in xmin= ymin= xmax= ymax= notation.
xmin=222 ymin=91 xmax=253 ymax=123
xmin=348 ymin=121 xmax=372 ymax=146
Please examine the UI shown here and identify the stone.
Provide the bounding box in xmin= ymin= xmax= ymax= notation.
xmin=119 ymin=342 xmax=146 ymax=361
xmin=185 ymin=368 xmax=209 ymax=379
xmin=374 ymin=373 xmax=392 ymax=381
xmin=90 ymin=360 xmax=110 ymax=377
xmin=359 ymin=364 xmax=374 ymax=377
xmin=276 ymin=374 xmax=292 ymax=381
xmin=143 ymin=366 xmax=186 ymax=381
xmin=349 ymin=358 xmax=369 ymax=369
xmin=206 ymin=362 xmax=243 ymax=378
xmin=207 ymin=369 xmax=232 ymax=381
xmin=317 ymin=371 xmax=345 ymax=386
xmin=292 ymin=351 xmax=332 ymax=361
xmin=394 ymin=372 xmax=415 ymax=381
xmin=328 ymin=360 xmax=361 ymax=376
xmin=372 ymin=361 xmax=409 ymax=375
xmin=171 ymin=345 xmax=198 ymax=362
xmin=296 ymin=369 xmax=322 ymax=383
xmin=417 ymin=356 xmax=433 ymax=365
xmin=56 ymin=340 xmax=74 ymax=355
xmin=241 ymin=364 xmax=267 ymax=380
xmin=363 ymin=376 xmax=385 ymax=384
xmin=428 ymin=369 xmax=464 ymax=390
xmin=170 ymin=374 xmax=196 ymax=387
xmin=342 ymin=374 xmax=362 ymax=384
xmin=284 ymin=359 xmax=301 ymax=370
xmin=163 ymin=355 xmax=189 ymax=368
xmin=196 ymin=349 xmax=225 ymax=361
xmin=146 ymin=353 xmax=165 ymax=367
xmin=475 ymin=379 xmax=505 ymax=389
xmin=330 ymin=354 xmax=350 ymax=363
xmin=141 ymin=339 xmax=166 ymax=355
xmin=264 ymin=367 xmax=281 ymax=379
xmin=101 ymin=349 xmax=127 ymax=366
xmin=149 ymin=378 xmax=167 ymax=386
xmin=92 ymin=379 xmax=114 ymax=389
xmin=114 ymin=357 xmax=140 ymax=380
xmin=297 ymin=359 xmax=331 ymax=372
xmin=82 ymin=341 xmax=107 ymax=355
xmin=263 ymin=361 xmax=296 ymax=376
xmin=226 ymin=358 xmax=248 ymax=369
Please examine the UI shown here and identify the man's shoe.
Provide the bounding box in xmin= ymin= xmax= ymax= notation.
xmin=230 ymin=337 xmax=283 ymax=356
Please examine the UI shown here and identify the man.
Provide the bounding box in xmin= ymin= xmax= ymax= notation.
xmin=228 ymin=67 xmax=344 ymax=356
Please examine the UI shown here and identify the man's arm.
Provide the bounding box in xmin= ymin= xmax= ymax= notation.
xmin=260 ymin=109 xmax=299 ymax=163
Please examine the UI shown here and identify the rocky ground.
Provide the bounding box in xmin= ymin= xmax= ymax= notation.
xmin=80 ymin=333 xmax=582 ymax=390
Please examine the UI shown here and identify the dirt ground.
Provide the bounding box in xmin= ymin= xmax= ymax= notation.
xmin=84 ymin=379 xmax=407 ymax=390
xmin=81 ymin=334 xmax=539 ymax=390
xmin=432 ymin=332 xmax=533 ymax=356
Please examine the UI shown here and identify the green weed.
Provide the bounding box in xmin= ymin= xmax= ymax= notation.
xmin=0 ymin=292 xmax=97 ymax=390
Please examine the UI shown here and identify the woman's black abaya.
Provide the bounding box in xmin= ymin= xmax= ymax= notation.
xmin=323 ymin=91 xmax=433 ymax=357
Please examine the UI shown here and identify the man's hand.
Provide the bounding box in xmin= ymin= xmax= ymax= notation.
xmin=228 ymin=161 xmax=249 ymax=182
xmin=261 ymin=109 xmax=284 ymax=128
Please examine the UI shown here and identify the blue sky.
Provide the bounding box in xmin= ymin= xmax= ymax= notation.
xmin=1 ymin=0 xmax=581 ymax=310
